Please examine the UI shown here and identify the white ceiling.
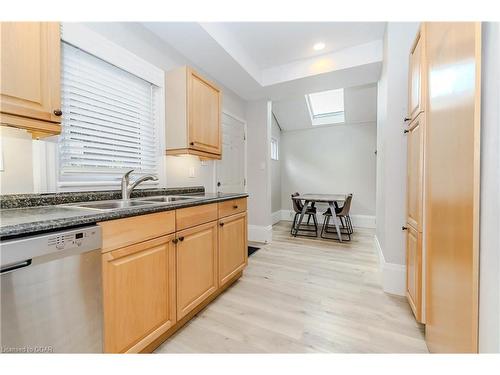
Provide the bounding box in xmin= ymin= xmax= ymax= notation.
xmin=218 ymin=22 xmax=386 ymax=68
xmin=143 ymin=22 xmax=385 ymax=101
xmin=273 ymin=83 xmax=377 ymax=131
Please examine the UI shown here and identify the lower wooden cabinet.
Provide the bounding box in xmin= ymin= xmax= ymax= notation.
xmin=406 ymin=225 xmax=422 ymax=322
xmin=176 ymin=220 xmax=218 ymax=320
xmin=219 ymin=212 xmax=247 ymax=287
xmin=102 ymin=234 xmax=176 ymax=353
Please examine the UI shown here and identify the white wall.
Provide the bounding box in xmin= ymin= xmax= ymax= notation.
xmin=0 ymin=22 xmax=247 ymax=195
xmin=0 ymin=127 xmax=34 ymax=194
xmin=479 ymin=21 xmax=500 ymax=353
xmin=246 ymin=100 xmax=272 ymax=242
xmin=271 ymin=115 xmax=282 ymax=221
xmin=375 ymin=22 xmax=420 ymax=295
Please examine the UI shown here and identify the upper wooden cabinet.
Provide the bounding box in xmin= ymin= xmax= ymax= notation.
xmin=0 ymin=22 xmax=61 ymax=138
xmin=166 ymin=66 xmax=222 ymax=159
xmin=408 ymin=27 xmax=425 ymax=121
xmin=102 ymin=234 xmax=177 ymax=353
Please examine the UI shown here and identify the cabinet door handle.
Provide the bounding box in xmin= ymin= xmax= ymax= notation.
xmin=53 ymin=109 xmax=63 ymax=116
xmin=402 ymin=226 xmax=408 ymax=231
xmin=190 ymin=142 xmax=194 ymax=146
xmin=172 ymin=239 xmax=178 ymax=244
xmin=219 ymin=222 xmax=224 ymax=227
xmin=404 ymin=117 xmax=411 ymax=122
xmin=179 ymin=236 xmax=184 ymax=242
xmin=403 ymin=129 xmax=409 ymax=134
xmin=233 ymin=205 xmax=238 ymax=209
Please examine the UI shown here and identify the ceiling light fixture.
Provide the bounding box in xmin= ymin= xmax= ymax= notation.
xmin=313 ymin=42 xmax=325 ymax=51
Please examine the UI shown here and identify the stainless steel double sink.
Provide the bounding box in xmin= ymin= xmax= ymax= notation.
xmin=64 ymin=195 xmax=201 ymax=211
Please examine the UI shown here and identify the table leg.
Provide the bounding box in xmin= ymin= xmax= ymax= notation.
xmin=328 ymin=201 xmax=343 ymax=243
xmin=293 ymin=200 xmax=310 ymax=237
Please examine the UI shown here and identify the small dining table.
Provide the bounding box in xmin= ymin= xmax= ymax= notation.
xmin=291 ymin=193 xmax=348 ymax=242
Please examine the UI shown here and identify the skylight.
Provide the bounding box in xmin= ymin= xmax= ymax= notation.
xmin=305 ymin=88 xmax=345 ymax=126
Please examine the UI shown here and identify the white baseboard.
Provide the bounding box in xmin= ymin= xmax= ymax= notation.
xmin=271 ymin=211 xmax=282 ymax=225
xmin=248 ymin=224 xmax=273 ymax=244
xmin=374 ymin=235 xmax=406 ymax=296
xmin=279 ymin=209 xmax=376 ymax=229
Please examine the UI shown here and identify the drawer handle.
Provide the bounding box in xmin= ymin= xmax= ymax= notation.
xmin=233 ymin=205 xmax=238 ymax=209
xmin=178 ymin=236 xmax=184 ymax=242
xmin=190 ymin=142 xmax=194 ymax=146
xmin=219 ymin=222 xmax=224 ymax=227
xmin=53 ymin=109 xmax=63 ymax=116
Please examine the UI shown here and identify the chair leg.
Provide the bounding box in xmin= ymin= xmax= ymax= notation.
xmin=321 ymin=216 xmax=330 ymax=238
xmin=307 ymin=215 xmax=311 ymax=225
xmin=312 ymin=214 xmax=318 ymax=230
xmin=291 ymin=213 xmax=298 ymax=235
xmin=347 ymin=216 xmax=353 ymax=234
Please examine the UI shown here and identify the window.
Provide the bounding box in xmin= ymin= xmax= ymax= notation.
xmin=271 ymin=138 xmax=279 ymax=160
xmin=55 ymin=24 xmax=165 ymax=190
xmin=305 ymin=88 xmax=345 ymax=126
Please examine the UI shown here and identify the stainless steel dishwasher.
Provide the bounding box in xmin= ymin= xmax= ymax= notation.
xmin=0 ymin=225 xmax=102 ymax=353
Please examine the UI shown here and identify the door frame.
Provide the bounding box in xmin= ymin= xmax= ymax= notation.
xmin=213 ymin=110 xmax=248 ymax=194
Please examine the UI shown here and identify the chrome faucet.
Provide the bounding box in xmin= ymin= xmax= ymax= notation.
xmin=121 ymin=169 xmax=158 ymax=200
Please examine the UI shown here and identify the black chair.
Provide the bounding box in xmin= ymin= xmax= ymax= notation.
xmin=321 ymin=194 xmax=353 ymax=241
xmin=290 ymin=192 xmax=318 ymax=237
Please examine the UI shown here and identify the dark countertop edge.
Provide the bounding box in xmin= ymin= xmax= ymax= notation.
xmin=0 ymin=193 xmax=249 ymax=240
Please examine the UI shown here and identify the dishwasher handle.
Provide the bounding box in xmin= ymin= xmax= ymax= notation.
xmin=0 ymin=259 xmax=32 ymax=275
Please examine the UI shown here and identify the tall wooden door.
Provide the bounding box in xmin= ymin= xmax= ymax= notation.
xmin=218 ymin=212 xmax=248 ymax=287
xmin=188 ymin=69 xmax=221 ymax=155
xmin=102 ymin=235 xmax=177 ymax=353
xmin=425 ymin=22 xmax=481 ymax=353
xmin=216 ymin=113 xmax=246 ymax=193
xmin=176 ymin=221 xmax=218 ymax=320
xmin=0 ymin=22 xmax=61 ymax=123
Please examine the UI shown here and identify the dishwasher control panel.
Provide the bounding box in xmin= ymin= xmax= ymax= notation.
xmin=0 ymin=226 xmax=102 ymax=268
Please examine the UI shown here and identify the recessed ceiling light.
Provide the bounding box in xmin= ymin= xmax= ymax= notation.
xmin=313 ymin=42 xmax=325 ymax=51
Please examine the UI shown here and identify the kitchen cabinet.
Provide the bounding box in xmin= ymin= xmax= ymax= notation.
xmin=218 ymin=212 xmax=247 ymax=287
xmin=102 ymin=234 xmax=177 ymax=353
xmin=165 ymin=66 xmax=222 ymax=159
xmin=408 ymin=26 xmax=425 ymax=122
xmin=176 ymin=220 xmax=218 ymax=320
xmin=0 ymin=22 xmax=62 ymax=138
xmin=406 ymin=113 xmax=425 ymax=232
xmin=405 ymin=225 xmax=422 ymax=322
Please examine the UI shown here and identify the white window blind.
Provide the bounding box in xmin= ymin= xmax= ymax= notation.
xmin=59 ymin=42 xmax=160 ymax=186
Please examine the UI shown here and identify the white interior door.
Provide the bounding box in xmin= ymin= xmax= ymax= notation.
xmin=216 ymin=113 xmax=246 ymax=193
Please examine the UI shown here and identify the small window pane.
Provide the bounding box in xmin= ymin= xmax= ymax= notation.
xmin=308 ymin=88 xmax=344 ymax=118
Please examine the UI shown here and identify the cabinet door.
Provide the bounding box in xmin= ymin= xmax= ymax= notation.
xmin=188 ymin=69 xmax=221 ymax=155
xmin=102 ymin=235 xmax=176 ymax=353
xmin=408 ymin=31 xmax=424 ymax=120
xmin=406 ymin=225 xmax=422 ymax=322
xmin=406 ymin=114 xmax=425 ymax=231
xmin=219 ymin=212 xmax=247 ymax=287
xmin=0 ymin=22 xmax=61 ymax=123
xmin=176 ymin=221 xmax=218 ymax=320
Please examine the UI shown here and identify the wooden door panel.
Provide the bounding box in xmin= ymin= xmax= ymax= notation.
xmin=176 ymin=221 xmax=218 ymax=319
xmin=103 ymin=235 xmax=176 ymax=353
xmin=219 ymin=212 xmax=247 ymax=287
xmin=407 ymin=114 xmax=425 ymax=231
xmin=188 ymin=70 xmax=221 ymax=155
xmin=425 ymin=22 xmax=481 ymax=353
xmin=406 ymin=225 xmax=421 ymax=321
xmin=409 ymin=32 xmax=423 ymax=120
xmin=0 ymin=22 xmax=61 ymax=123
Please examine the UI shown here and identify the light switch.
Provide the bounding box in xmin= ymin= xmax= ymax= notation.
xmin=188 ymin=166 xmax=195 ymax=178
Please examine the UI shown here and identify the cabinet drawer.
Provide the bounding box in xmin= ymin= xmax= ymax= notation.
xmin=218 ymin=198 xmax=247 ymax=218
xmin=99 ymin=211 xmax=175 ymax=253
xmin=176 ymin=203 xmax=218 ymax=231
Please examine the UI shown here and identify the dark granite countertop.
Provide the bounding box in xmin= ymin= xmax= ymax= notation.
xmin=0 ymin=190 xmax=248 ymax=240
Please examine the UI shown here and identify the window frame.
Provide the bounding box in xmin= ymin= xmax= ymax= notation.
xmin=270 ymin=137 xmax=279 ymax=161
xmin=305 ymin=88 xmax=345 ymax=126
xmin=53 ymin=23 xmax=166 ymax=192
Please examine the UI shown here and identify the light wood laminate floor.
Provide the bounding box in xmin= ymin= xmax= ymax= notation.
xmin=155 ymin=222 xmax=428 ymax=353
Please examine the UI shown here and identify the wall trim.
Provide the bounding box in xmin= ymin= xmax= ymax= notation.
xmin=248 ymin=224 xmax=272 ymax=244
xmin=374 ymin=235 xmax=406 ymax=296
xmin=271 ymin=210 xmax=282 ymax=225
xmin=279 ymin=209 xmax=376 ymax=229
